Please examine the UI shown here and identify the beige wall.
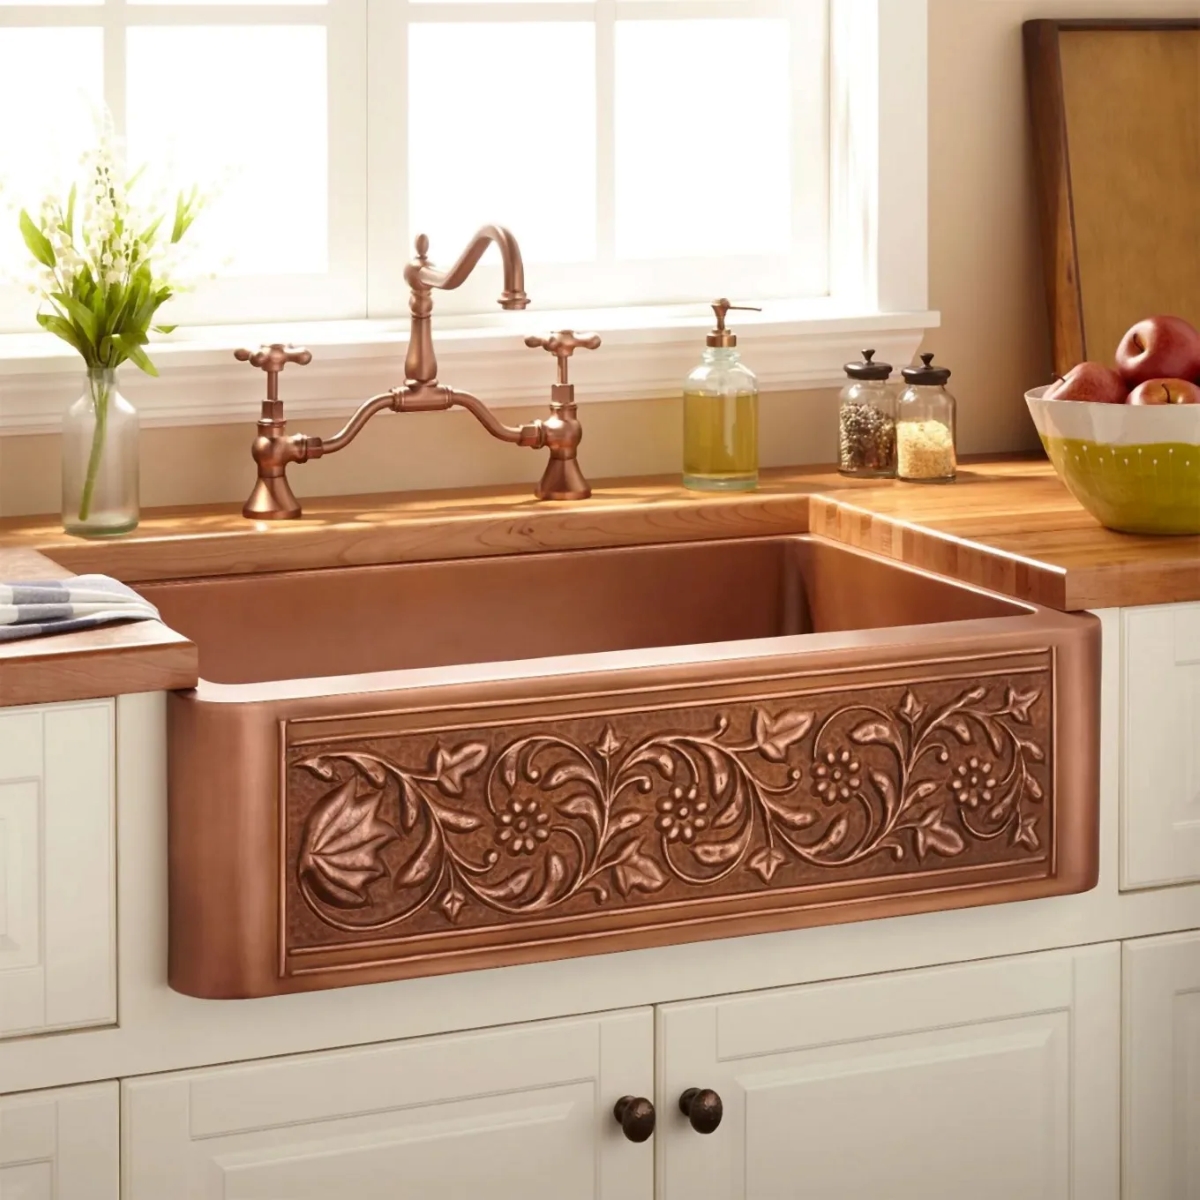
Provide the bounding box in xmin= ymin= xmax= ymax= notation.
xmin=3 ymin=0 xmax=1194 ymax=517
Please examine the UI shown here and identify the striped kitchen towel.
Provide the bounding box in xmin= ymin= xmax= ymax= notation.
xmin=0 ymin=575 xmax=160 ymax=643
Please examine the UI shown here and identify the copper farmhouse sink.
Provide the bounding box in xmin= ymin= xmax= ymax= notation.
xmin=143 ymin=537 xmax=1100 ymax=999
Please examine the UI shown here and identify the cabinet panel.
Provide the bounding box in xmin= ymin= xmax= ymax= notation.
xmin=1122 ymin=603 xmax=1200 ymax=888
xmin=1123 ymin=931 xmax=1200 ymax=1199
xmin=658 ymin=944 xmax=1119 ymax=1200
xmin=0 ymin=1082 xmax=119 ymax=1199
xmin=123 ymin=1009 xmax=653 ymax=1200
xmin=0 ymin=702 xmax=114 ymax=1038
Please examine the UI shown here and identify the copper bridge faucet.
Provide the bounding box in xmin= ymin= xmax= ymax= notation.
xmin=238 ymin=225 xmax=600 ymax=520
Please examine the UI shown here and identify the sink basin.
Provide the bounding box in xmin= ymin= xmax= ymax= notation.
xmin=146 ymin=536 xmax=1100 ymax=999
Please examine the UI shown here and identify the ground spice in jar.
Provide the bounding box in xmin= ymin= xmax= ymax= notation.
xmin=897 ymin=418 xmax=956 ymax=481
xmin=839 ymin=402 xmax=896 ymax=474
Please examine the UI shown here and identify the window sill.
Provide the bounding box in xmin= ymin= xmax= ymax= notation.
xmin=0 ymin=301 xmax=938 ymax=435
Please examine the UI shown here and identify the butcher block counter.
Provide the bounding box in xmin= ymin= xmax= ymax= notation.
xmin=0 ymin=455 xmax=1196 ymax=706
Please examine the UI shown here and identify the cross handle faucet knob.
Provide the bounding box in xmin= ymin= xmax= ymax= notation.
xmin=524 ymin=330 xmax=601 ymax=386
xmin=235 ymin=343 xmax=313 ymax=403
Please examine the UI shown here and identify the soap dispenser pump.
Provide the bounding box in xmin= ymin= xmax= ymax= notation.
xmin=683 ymin=298 xmax=761 ymax=492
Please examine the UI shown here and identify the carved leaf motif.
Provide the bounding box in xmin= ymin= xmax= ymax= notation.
xmin=475 ymin=868 xmax=535 ymax=903
xmin=1019 ymin=738 xmax=1046 ymax=763
xmin=713 ymin=783 xmax=747 ymax=829
xmin=753 ymin=708 xmax=815 ymax=762
xmin=631 ymin=747 xmax=676 ymax=780
xmin=699 ymin=743 xmax=731 ymax=798
xmin=910 ymin=780 xmax=939 ymax=803
xmin=851 ymin=721 xmax=894 ymax=747
xmin=749 ymin=846 xmax=787 ymax=883
xmin=610 ymin=810 xmax=645 ymax=833
xmin=426 ymin=798 xmax=482 ymax=832
xmin=764 ymin=803 xmax=818 ymax=830
xmin=870 ymin=769 xmax=898 ymax=814
xmin=595 ymin=726 xmax=623 ymax=759
xmin=810 ymin=815 xmax=849 ymax=855
xmin=611 ymin=842 xmax=667 ymax=896
xmin=899 ymin=690 xmax=924 ymax=724
xmin=501 ymin=747 xmax=519 ymax=789
xmin=545 ymin=762 xmax=594 ymax=789
xmin=431 ymin=742 xmax=487 ymax=796
xmin=1012 ymin=814 xmax=1040 ymax=850
xmin=534 ymin=852 xmax=569 ymax=906
xmin=394 ymin=820 xmax=440 ymax=889
xmin=298 ymin=756 xmax=335 ymax=782
xmin=946 ymin=717 xmax=973 ymax=744
xmin=913 ymin=806 xmax=966 ymax=861
xmin=692 ymin=838 xmax=744 ymax=866
xmin=299 ymin=779 xmax=395 ymax=908
xmin=439 ymin=886 xmax=466 ymax=922
xmin=398 ymin=777 xmax=420 ymax=833
xmin=1006 ymin=688 xmax=1040 ymax=724
xmin=560 ymin=793 xmax=604 ymax=838
xmin=1024 ymin=771 xmax=1044 ymax=802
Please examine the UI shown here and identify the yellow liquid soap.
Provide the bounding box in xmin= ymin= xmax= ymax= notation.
xmin=682 ymin=390 xmax=759 ymax=491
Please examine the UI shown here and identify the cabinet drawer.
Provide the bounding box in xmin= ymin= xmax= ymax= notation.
xmin=123 ymin=1009 xmax=653 ymax=1199
xmin=0 ymin=1082 xmax=119 ymax=1199
xmin=0 ymin=701 xmax=115 ymax=1038
xmin=1121 ymin=603 xmax=1200 ymax=888
xmin=657 ymin=944 xmax=1120 ymax=1200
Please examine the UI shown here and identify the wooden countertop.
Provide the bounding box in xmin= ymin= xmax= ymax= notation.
xmin=0 ymin=456 xmax=1196 ymax=706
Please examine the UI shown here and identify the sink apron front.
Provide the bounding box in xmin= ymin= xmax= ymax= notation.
xmin=145 ymin=537 xmax=1100 ymax=999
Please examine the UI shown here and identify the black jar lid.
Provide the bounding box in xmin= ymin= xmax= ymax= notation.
xmin=902 ymin=352 xmax=951 ymax=386
xmin=843 ymin=349 xmax=893 ymax=381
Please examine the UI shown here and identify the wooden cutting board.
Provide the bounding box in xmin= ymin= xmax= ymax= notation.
xmin=1026 ymin=20 xmax=1200 ymax=374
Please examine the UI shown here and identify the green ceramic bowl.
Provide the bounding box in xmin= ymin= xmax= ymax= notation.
xmin=1026 ymin=387 xmax=1200 ymax=535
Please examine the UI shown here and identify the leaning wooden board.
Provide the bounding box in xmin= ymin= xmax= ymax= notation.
xmin=1026 ymin=19 xmax=1200 ymax=375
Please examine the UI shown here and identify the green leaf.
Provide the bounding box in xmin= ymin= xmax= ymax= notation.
xmin=64 ymin=184 xmax=77 ymax=242
xmin=50 ymin=291 xmax=100 ymax=348
xmin=152 ymin=324 xmax=177 ymax=335
xmin=113 ymin=335 xmax=158 ymax=377
xmin=20 ymin=210 xmax=55 ymax=269
xmin=37 ymin=312 xmax=89 ymax=360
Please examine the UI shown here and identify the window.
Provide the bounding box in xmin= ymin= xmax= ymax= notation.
xmin=0 ymin=0 xmax=932 ymax=431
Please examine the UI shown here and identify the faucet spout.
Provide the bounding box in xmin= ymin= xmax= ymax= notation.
xmin=404 ymin=225 xmax=529 ymax=310
xmin=404 ymin=226 xmax=529 ymax=387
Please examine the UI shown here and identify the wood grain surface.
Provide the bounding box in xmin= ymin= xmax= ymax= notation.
xmin=1 ymin=458 xmax=1195 ymax=638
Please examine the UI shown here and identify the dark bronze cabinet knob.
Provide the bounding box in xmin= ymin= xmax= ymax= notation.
xmin=679 ymin=1087 xmax=723 ymax=1134
xmin=613 ymin=1095 xmax=656 ymax=1143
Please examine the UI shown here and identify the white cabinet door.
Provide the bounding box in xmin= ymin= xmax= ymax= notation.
xmin=657 ymin=944 xmax=1120 ymax=1200
xmin=124 ymin=1009 xmax=653 ymax=1200
xmin=1122 ymin=603 xmax=1200 ymax=889
xmin=0 ymin=702 xmax=115 ymax=1039
xmin=0 ymin=1082 xmax=119 ymax=1199
xmin=1123 ymin=931 xmax=1200 ymax=1199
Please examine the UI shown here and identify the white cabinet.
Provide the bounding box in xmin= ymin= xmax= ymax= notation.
xmin=657 ymin=944 xmax=1120 ymax=1200
xmin=1123 ymin=931 xmax=1200 ymax=1199
xmin=0 ymin=1082 xmax=119 ymax=1199
xmin=1122 ymin=603 xmax=1200 ymax=889
xmin=0 ymin=702 xmax=114 ymax=1039
xmin=123 ymin=1008 xmax=654 ymax=1200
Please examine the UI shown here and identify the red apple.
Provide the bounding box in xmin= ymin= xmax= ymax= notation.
xmin=1127 ymin=377 xmax=1200 ymax=405
xmin=1115 ymin=315 xmax=1200 ymax=386
xmin=1045 ymin=362 xmax=1128 ymax=404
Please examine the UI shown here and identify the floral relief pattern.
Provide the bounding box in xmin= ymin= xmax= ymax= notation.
xmin=289 ymin=678 xmax=1051 ymax=938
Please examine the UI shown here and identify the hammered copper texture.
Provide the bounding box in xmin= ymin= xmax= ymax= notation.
xmin=282 ymin=668 xmax=1054 ymax=970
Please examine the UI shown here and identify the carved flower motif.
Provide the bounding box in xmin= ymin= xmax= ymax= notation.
xmin=496 ymin=796 xmax=551 ymax=855
xmin=812 ymin=748 xmax=862 ymax=803
xmin=949 ymin=757 xmax=997 ymax=808
xmin=656 ymin=785 xmax=709 ymax=844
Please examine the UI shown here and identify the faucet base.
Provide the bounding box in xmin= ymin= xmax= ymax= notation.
xmin=244 ymin=475 xmax=302 ymax=521
xmin=537 ymin=457 xmax=591 ymax=502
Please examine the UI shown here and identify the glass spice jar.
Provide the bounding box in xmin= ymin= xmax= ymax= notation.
xmin=896 ymin=353 xmax=957 ymax=483
xmin=838 ymin=349 xmax=896 ymax=477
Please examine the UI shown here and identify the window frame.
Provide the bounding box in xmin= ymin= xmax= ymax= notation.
xmin=0 ymin=0 xmax=934 ymax=434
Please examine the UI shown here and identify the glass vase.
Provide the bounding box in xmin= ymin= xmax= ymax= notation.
xmin=62 ymin=368 xmax=140 ymax=537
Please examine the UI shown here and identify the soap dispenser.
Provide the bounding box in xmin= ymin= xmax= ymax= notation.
xmin=683 ymin=299 xmax=761 ymax=492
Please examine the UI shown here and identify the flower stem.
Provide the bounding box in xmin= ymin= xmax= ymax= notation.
xmin=78 ymin=370 xmax=110 ymax=522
